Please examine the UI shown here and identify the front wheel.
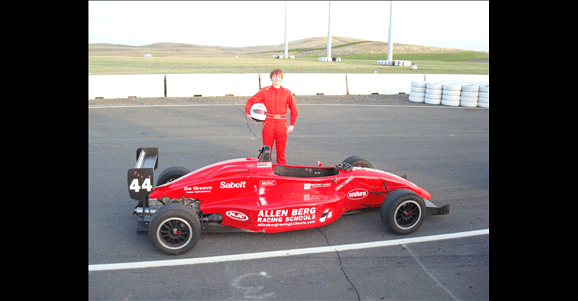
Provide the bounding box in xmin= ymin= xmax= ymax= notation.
xmin=380 ymin=189 xmax=425 ymax=235
xmin=149 ymin=203 xmax=201 ymax=255
xmin=342 ymin=156 xmax=373 ymax=168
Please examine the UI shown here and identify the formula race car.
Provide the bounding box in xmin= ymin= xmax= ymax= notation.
xmin=128 ymin=147 xmax=449 ymax=255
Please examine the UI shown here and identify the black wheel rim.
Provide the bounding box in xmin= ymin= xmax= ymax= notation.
xmin=394 ymin=200 xmax=421 ymax=229
xmin=157 ymin=217 xmax=192 ymax=250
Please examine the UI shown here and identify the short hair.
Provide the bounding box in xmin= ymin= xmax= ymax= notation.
xmin=270 ymin=68 xmax=283 ymax=79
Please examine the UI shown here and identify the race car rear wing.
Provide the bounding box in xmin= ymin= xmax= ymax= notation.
xmin=127 ymin=147 xmax=158 ymax=201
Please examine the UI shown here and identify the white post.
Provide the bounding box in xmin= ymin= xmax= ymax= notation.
xmin=284 ymin=2 xmax=288 ymax=59
xmin=327 ymin=2 xmax=332 ymax=60
xmin=387 ymin=1 xmax=393 ymax=62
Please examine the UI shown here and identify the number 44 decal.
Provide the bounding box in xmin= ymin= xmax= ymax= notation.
xmin=127 ymin=168 xmax=154 ymax=200
xmin=129 ymin=178 xmax=153 ymax=192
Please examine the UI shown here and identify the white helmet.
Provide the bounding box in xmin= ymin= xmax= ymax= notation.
xmin=250 ymin=103 xmax=267 ymax=121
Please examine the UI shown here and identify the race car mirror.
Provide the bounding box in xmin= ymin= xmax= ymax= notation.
xmin=258 ymin=145 xmax=271 ymax=162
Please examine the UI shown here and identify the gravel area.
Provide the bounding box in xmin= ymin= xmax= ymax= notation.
xmin=88 ymin=94 xmax=411 ymax=107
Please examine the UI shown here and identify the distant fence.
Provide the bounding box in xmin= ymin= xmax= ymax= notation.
xmin=88 ymin=73 xmax=489 ymax=99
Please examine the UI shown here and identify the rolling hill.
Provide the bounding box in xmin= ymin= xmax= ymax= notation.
xmin=89 ymin=36 xmax=475 ymax=58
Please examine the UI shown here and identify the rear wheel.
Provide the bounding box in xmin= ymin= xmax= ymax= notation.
xmin=380 ymin=189 xmax=425 ymax=235
xmin=156 ymin=166 xmax=191 ymax=186
xmin=149 ymin=203 xmax=201 ymax=255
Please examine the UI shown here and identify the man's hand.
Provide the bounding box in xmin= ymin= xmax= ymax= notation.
xmin=286 ymin=125 xmax=294 ymax=134
xmin=246 ymin=115 xmax=255 ymax=121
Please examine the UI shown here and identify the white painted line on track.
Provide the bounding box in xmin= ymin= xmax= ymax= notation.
xmin=89 ymin=229 xmax=488 ymax=272
xmin=404 ymin=244 xmax=459 ymax=301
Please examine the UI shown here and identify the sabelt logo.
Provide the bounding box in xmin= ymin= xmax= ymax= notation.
xmin=226 ymin=211 xmax=249 ymax=221
xmin=347 ymin=188 xmax=369 ymax=200
xmin=220 ymin=181 xmax=246 ymax=189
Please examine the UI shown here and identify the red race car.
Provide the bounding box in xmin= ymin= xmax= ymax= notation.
xmin=128 ymin=147 xmax=449 ymax=255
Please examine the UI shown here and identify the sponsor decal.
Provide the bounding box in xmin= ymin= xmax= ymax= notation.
xmin=257 ymin=206 xmax=317 ymax=225
xmin=184 ymin=186 xmax=212 ymax=194
xmin=259 ymin=180 xmax=276 ymax=187
xmin=226 ymin=211 xmax=249 ymax=221
xmin=257 ymin=162 xmax=272 ymax=168
xmin=220 ymin=181 xmax=247 ymax=189
xmin=304 ymin=182 xmax=331 ymax=190
xmin=319 ymin=209 xmax=333 ymax=222
xmin=303 ymin=194 xmax=323 ymax=201
xmin=347 ymin=188 xmax=369 ymax=200
xmin=335 ymin=176 xmax=354 ymax=191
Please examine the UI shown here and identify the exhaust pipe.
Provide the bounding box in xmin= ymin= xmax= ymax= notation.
xmin=134 ymin=207 xmax=157 ymax=215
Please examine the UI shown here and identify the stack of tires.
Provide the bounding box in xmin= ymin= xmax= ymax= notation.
xmin=460 ymin=85 xmax=479 ymax=107
xmin=424 ymin=82 xmax=443 ymax=105
xmin=442 ymin=84 xmax=461 ymax=106
xmin=409 ymin=81 xmax=426 ymax=103
xmin=478 ymin=85 xmax=489 ymax=108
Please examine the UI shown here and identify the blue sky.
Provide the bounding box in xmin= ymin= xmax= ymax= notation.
xmin=89 ymin=1 xmax=489 ymax=52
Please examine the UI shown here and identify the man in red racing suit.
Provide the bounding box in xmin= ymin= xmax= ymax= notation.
xmin=245 ymin=68 xmax=298 ymax=165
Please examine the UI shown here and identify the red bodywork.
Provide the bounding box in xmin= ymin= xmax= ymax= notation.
xmin=147 ymin=157 xmax=432 ymax=233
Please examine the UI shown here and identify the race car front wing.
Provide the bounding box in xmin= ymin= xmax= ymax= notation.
xmin=424 ymin=199 xmax=450 ymax=215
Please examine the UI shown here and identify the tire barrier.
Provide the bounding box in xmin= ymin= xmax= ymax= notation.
xmin=377 ymin=60 xmax=412 ymax=66
xmin=409 ymin=81 xmax=426 ymax=103
xmin=318 ymin=57 xmax=341 ymax=62
xmin=478 ymin=85 xmax=489 ymax=108
xmin=425 ymin=82 xmax=443 ymax=105
xmin=407 ymin=82 xmax=490 ymax=108
xmin=460 ymin=85 xmax=479 ymax=107
xmin=441 ymin=84 xmax=461 ymax=106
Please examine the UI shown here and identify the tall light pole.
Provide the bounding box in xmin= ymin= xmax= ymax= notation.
xmin=284 ymin=2 xmax=288 ymax=59
xmin=387 ymin=1 xmax=393 ymax=62
xmin=327 ymin=2 xmax=332 ymax=60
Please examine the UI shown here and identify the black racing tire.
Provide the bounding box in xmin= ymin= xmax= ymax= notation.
xmin=149 ymin=203 xmax=201 ymax=255
xmin=156 ymin=166 xmax=191 ymax=186
xmin=342 ymin=156 xmax=373 ymax=168
xmin=380 ymin=189 xmax=426 ymax=235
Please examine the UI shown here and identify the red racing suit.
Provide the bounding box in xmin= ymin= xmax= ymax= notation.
xmin=245 ymin=85 xmax=298 ymax=164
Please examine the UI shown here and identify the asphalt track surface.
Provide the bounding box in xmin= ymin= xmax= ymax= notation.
xmin=89 ymin=94 xmax=489 ymax=300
